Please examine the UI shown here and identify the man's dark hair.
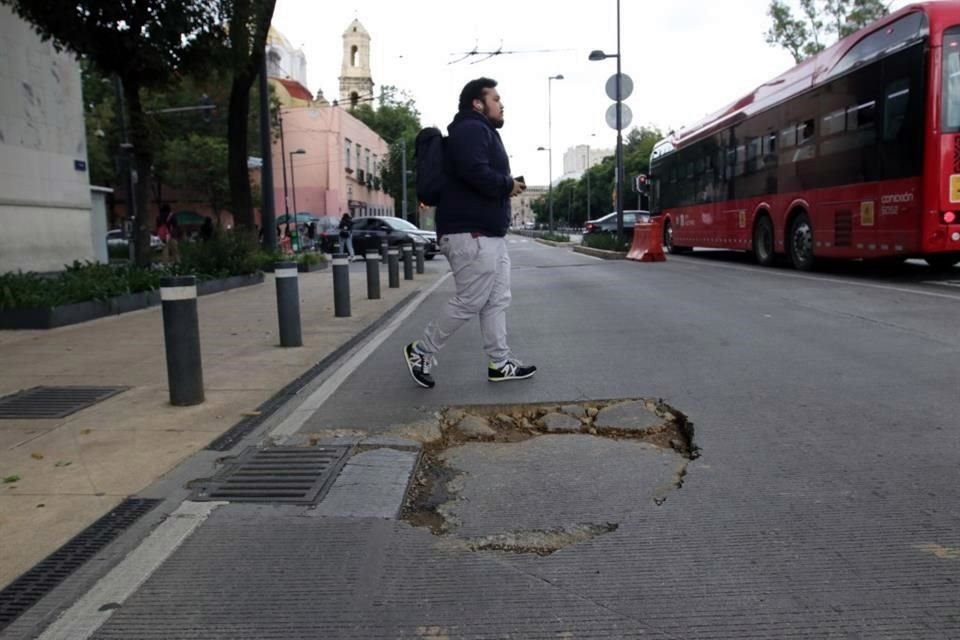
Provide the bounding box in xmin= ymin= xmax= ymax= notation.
xmin=458 ymin=77 xmax=498 ymax=112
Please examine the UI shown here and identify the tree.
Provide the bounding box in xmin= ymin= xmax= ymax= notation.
xmin=160 ymin=134 xmax=230 ymax=225
xmin=1 ymin=0 xmax=222 ymax=264
xmin=766 ymin=0 xmax=888 ymax=63
xmin=213 ymin=0 xmax=277 ymax=231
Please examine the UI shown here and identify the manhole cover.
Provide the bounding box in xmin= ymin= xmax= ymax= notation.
xmin=190 ymin=446 xmax=350 ymax=504
xmin=0 ymin=498 xmax=160 ymax=632
xmin=0 ymin=386 xmax=128 ymax=420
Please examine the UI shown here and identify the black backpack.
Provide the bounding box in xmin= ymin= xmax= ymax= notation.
xmin=414 ymin=127 xmax=446 ymax=206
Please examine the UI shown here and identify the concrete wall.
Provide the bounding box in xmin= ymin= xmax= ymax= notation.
xmin=274 ymin=106 xmax=394 ymax=219
xmin=0 ymin=6 xmax=94 ymax=273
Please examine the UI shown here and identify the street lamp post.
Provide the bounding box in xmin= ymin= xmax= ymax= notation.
xmin=279 ymin=110 xmax=291 ymax=217
xmin=289 ymin=148 xmax=306 ymax=215
xmin=547 ymin=74 xmax=564 ymax=232
xmin=536 ymin=146 xmax=550 ymax=229
xmin=589 ymin=0 xmax=625 ymax=246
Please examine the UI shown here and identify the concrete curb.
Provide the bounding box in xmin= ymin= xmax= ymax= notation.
xmin=572 ymin=245 xmax=628 ymax=260
xmin=534 ymin=238 xmax=573 ymax=248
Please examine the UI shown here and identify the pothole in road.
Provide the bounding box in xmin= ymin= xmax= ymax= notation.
xmin=400 ymin=398 xmax=698 ymax=554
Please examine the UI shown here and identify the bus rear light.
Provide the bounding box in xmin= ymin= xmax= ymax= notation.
xmin=943 ymin=211 xmax=958 ymax=224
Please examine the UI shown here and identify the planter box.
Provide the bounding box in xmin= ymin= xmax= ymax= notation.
xmin=573 ymin=245 xmax=627 ymax=260
xmin=0 ymin=272 xmax=264 ymax=330
xmin=196 ymin=272 xmax=264 ymax=296
xmin=298 ymin=261 xmax=328 ymax=273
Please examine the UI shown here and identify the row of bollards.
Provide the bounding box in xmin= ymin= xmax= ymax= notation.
xmin=159 ymin=240 xmax=426 ymax=407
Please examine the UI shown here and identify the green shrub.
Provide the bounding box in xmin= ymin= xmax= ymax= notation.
xmin=582 ymin=233 xmax=631 ymax=252
xmin=178 ymin=230 xmax=260 ymax=279
xmin=0 ymin=231 xmax=266 ymax=310
xmin=0 ymin=261 xmax=167 ymax=310
xmin=541 ymin=232 xmax=570 ymax=242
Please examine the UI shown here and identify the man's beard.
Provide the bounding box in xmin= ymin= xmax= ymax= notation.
xmin=482 ymin=105 xmax=505 ymax=129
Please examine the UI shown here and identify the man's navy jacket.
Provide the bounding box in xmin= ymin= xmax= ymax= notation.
xmin=436 ymin=110 xmax=514 ymax=238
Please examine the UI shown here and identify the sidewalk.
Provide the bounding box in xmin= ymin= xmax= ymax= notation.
xmin=0 ymin=262 xmax=443 ymax=590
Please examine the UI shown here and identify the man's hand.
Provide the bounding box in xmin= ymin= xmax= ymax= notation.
xmin=510 ymin=180 xmax=526 ymax=197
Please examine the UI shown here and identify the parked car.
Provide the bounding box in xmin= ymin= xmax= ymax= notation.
xmin=312 ymin=216 xmax=342 ymax=253
xmin=583 ymin=210 xmax=650 ymax=236
xmin=106 ymin=229 xmax=163 ymax=253
xmin=325 ymin=216 xmax=438 ymax=259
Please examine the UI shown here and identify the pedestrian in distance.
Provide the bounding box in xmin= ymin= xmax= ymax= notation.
xmin=338 ymin=212 xmax=355 ymax=260
xmin=403 ymin=77 xmax=535 ymax=388
xmin=156 ymin=204 xmax=172 ymax=261
xmin=167 ymin=212 xmax=182 ymax=262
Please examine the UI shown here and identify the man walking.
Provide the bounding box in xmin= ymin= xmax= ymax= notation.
xmin=403 ymin=77 xmax=535 ymax=388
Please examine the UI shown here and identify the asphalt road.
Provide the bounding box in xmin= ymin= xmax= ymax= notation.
xmin=89 ymin=237 xmax=960 ymax=638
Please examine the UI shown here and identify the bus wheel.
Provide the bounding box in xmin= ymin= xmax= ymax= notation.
xmin=925 ymin=253 xmax=960 ymax=271
xmin=664 ymin=219 xmax=690 ymax=254
xmin=788 ymin=212 xmax=815 ymax=271
xmin=752 ymin=216 xmax=775 ymax=266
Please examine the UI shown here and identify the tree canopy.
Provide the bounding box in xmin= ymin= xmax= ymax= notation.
xmin=766 ymin=0 xmax=888 ymax=63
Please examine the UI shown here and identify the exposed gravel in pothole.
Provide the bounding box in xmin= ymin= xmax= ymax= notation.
xmin=401 ymin=399 xmax=698 ymax=543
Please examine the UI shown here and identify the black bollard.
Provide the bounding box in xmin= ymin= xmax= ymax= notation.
xmin=274 ymin=261 xmax=302 ymax=347
xmin=388 ymin=247 xmax=400 ymax=288
xmin=332 ymin=252 xmax=351 ymax=317
xmin=415 ymin=245 xmax=425 ymax=274
xmin=402 ymin=244 xmax=414 ymax=280
xmin=160 ymin=275 xmax=204 ymax=406
xmin=365 ymin=251 xmax=381 ymax=300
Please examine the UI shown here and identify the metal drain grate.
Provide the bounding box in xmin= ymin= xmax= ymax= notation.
xmin=0 ymin=386 xmax=128 ymax=419
xmin=0 ymin=498 xmax=160 ymax=632
xmin=190 ymin=446 xmax=350 ymax=504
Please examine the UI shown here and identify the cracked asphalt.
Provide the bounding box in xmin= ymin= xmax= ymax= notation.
xmin=27 ymin=240 xmax=960 ymax=638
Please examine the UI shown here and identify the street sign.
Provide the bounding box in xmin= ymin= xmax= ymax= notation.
xmin=605 ymin=103 xmax=633 ymax=130
xmin=605 ymin=73 xmax=633 ymax=101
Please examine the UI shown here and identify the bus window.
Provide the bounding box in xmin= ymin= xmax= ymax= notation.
xmin=822 ymin=109 xmax=847 ymax=136
xmin=829 ymin=11 xmax=928 ymax=78
xmin=943 ymin=31 xmax=960 ymax=131
xmin=798 ymin=119 xmax=815 ymax=144
xmin=883 ymin=79 xmax=910 ymax=141
xmin=764 ymin=134 xmax=777 ymax=157
xmin=847 ymin=100 xmax=876 ymax=129
xmin=780 ymin=126 xmax=796 ymax=148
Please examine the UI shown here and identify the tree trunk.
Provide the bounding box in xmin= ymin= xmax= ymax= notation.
xmin=228 ymin=76 xmax=254 ymax=230
xmin=123 ymin=79 xmax=154 ymax=266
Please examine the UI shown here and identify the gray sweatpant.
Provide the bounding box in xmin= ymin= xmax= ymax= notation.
xmin=420 ymin=233 xmax=511 ymax=363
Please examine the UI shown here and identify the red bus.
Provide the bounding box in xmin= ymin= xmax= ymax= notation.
xmin=649 ymin=2 xmax=960 ymax=270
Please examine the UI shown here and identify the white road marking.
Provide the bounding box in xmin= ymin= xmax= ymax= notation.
xmin=36 ymin=501 xmax=224 ymax=640
xmin=269 ymin=273 xmax=453 ymax=440
xmin=669 ymin=255 xmax=960 ymax=302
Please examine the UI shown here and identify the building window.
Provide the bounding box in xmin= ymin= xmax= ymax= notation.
xmin=345 ymin=139 xmax=352 ymax=169
xmin=351 ymin=45 xmax=359 ymax=67
xmin=366 ymin=149 xmax=371 ymax=176
xmin=350 ymin=91 xmax=359 ymax=108
xmin=267 ymin=49 xmax=282 ymax=77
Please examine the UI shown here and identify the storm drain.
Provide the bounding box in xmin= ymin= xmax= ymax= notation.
xmin=0 ymin=497 xmax=160 ymax=632
xmin=190 ymin=446 xmax=350 ymax=504
xmin=0 ymin=386 xmax=128 ymax=419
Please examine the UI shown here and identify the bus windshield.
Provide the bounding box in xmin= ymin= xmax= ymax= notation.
xmin=943 ymin=30 xmax=960 ymax=131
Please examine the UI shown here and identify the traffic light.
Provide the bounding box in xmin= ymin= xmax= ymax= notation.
xmin=634 ymin=174 xmax=649 ymax=195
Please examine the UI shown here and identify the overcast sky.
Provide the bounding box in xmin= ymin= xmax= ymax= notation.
xmin=273 ymin=0 xmax=916 ymax=187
